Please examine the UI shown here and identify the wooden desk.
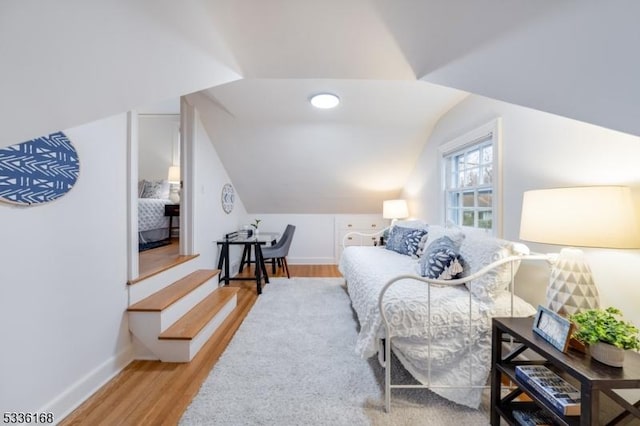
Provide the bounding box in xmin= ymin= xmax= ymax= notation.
xmin=238 ymin=232 xmax=278 ymax=272
xmin=216 ymin=233 xmax=274 ymax=295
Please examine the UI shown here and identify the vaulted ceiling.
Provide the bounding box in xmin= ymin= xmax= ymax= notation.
xmin=2 ymin=1 xmax=639 ymax=213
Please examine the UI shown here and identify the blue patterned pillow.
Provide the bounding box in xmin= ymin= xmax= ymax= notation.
xmin=385 ymin=226 xmax=428 ymax=256
xmin=419 ymin=236 xmax=466 ymax=280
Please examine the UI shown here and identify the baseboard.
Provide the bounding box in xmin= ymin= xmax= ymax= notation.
xmin=288 ymin=256 xmax=335 ymax=265
xmin=41 ymin=344 xmax=134 ymax=423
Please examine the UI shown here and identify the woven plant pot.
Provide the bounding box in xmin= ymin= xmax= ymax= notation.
xmin=590 ymin=342 xmax=625 ymax=367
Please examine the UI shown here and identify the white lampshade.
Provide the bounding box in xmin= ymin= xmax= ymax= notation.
xmin=383 ymin=199 xmax=409 ymax=220
xmin=520 ymin=186 xmax=640 ymax=316
xmin=167 ymin=166 xmax=181 ymax=184
xmin=520 ymin=186 xmax=640 ymax=248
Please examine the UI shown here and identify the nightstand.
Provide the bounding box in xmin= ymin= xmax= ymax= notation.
xmin=164 ymin=203 xmax=180 ymax=238
xmin=491 ymin=317 xmax=640 ymax=425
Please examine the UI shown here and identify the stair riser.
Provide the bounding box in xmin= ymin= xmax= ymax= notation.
xmin=159 ymin=280 xmax=216 ymax=332
xmin=128 ymin=277 xmax=216 ymax=337
xmin=159 ymin=294 xmax=238 ymax=362
xmin=129 ymin=260 xmax=204 ymax=305
xmin=181 ymin=294 xmax=237 ymax=361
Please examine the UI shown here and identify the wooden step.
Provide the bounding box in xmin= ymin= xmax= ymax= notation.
xmin=159 ymin=287 xmax=239 ymax=340
xmin=128 ymin=269 xmax=220 ymax=312
xmin=128 ymin=254 xmax=200 ymax=285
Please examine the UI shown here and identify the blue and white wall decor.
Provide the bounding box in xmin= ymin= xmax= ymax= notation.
xmin=0 ymin=132 xmax=80 ymax=205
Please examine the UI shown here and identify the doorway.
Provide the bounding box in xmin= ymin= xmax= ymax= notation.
xmin=127 ymin=97 xmax=195 ymax=282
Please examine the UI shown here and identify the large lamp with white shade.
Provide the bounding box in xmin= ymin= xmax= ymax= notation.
xmin=519 ymin=186 xmax=640 ymax=316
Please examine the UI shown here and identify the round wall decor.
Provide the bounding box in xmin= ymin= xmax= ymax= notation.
xmin=0 ymin=131 xmax=80 ymax=205
xmin=221 ymin=183 xmax=235 ymax=214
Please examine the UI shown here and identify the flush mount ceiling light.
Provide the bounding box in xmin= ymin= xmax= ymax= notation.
xmin=309 ymin=93 xmax=340 ymax=109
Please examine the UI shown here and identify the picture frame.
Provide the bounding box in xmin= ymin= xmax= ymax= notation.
xmin=532 ymin=305 xmax=574 ymax=353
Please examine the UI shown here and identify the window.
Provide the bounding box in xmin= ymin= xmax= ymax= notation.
xmin=439 ymin=119 xmax=501 ymax=235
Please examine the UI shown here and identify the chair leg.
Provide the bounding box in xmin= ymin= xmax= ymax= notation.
xmin=283 ymin=257 xmax=290 ymax=279
xmin=271 ymin=258 xmax=276 ymax=274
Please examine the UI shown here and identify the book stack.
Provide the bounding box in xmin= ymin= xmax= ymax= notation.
xmin=515 ymin=365 xmax=581 ymax=416
xmin=512 ymin=408 xmax=555 ymax=426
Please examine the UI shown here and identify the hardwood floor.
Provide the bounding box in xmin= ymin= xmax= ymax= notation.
xmin=61 ymin=264 xmax=342 ymax=426
xmin=130 ymin=239 xmax=199 ymax=285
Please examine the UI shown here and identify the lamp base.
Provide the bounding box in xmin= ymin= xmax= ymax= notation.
xmin=546 ymin=248 xmax=599 ymax=317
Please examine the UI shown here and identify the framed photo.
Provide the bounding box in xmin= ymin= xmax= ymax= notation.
xmin=532 ymin=305 xmax=574 ymax=353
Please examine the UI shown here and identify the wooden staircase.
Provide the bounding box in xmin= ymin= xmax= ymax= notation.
xmin=128 ymin=268 xmax=238 ymax=362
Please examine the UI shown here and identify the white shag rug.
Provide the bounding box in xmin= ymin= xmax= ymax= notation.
xmin=180 ymin=278 xmax=489 ymax=425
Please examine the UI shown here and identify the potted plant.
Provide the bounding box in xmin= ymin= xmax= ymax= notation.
xmin=570 ymin=307 xmax=640 ymax=367
xmin=251 ymin=219 xmax=261 ymax=235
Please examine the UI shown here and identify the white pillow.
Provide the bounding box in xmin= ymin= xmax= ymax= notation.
xmin=141 ymin=179 xmax=170 ymax=199
xmin=424 ymin=224 xmax=465 ymax=248
xmin=391 ymin=219 xmax=428 ymax=230
xmin=460 ymin=234 xmax=527 ymax=303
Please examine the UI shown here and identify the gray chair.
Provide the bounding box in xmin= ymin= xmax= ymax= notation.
xmin=261 ymin=224 xmax=295 ymax=278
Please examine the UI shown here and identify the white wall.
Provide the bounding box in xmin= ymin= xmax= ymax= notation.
xmin=0 ymin=102 xmax=252 ymax=419
xmin=245 ymin=214 xmax=337 ymax=265
xmin=0 ymin=114 xmax=131 ymax=416
xmin=190 ymin=108 xmax=249 ymax=275
xmin=403 ymin=95 xmax=640 ymax=327
xmin=138 ymin=115 xmax=180 ymax=181
xmin=0 ymin=1 xmax=240 ymax=146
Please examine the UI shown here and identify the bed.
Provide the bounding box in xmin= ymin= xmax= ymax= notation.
xmin=138 ymin=179 xmax=173 ymax=244
xmin=338 ymin=223 xmax=548 ymax=411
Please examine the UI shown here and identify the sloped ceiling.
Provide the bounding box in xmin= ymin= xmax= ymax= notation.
xmin=189 ymin=79 xmax=466 ymax=213
xmin=3 ymin=1 xmax=640 ymax=214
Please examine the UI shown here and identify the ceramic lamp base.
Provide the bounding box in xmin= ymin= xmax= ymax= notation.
xmin=546 ymin=248 xmax=600 ymax=317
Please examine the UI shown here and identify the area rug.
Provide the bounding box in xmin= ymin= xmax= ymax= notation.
xmin=180 ymin=278 xmax=490 ymax=425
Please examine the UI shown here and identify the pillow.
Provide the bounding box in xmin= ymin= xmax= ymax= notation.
xmin=424 ymin=224 xmax=465 ymax=249
xmin=392 ymin=219 xmax=428 ymax=230
xmin=385 ymin=226 xmax=428 ymax=257
xmin=141 ymin=179 xmax=170 ymax=199
xmin=459 ymin=234 xmax=525 ymax=303
xmin=384 ymin=220 xmax=428 ymax=247
xmin=418 ymin=236 xmax=466 ymax=279
xmin=138 ymin=180 xmax=147 ymax=197
xmin=414 ymin=232 xmax=430 ymax=257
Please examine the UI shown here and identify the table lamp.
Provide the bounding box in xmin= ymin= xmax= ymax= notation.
xmin=167 ymin=165 xmax=181 ymax=203
xmin=519 ymin=186 xmax=640 ymax=316
xmin=383 ymin=199 xmax=409 ymax=225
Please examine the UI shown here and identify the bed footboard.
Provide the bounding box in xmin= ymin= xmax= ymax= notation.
xmin=378 ymin=254 xmax=550 ymax=413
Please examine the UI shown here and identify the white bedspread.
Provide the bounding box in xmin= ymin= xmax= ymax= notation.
xmin=339 ymin=246 xmax=536 ymax=408
xmin=138 ymin=198 xmax=171 ymax=233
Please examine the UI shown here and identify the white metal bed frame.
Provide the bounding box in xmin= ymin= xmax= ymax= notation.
xmin=341 ymin=228 xmax=549 ymax=412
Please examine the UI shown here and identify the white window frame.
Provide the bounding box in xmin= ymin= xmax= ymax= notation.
xmin=438 ymin=118 xmax=502 ymax=236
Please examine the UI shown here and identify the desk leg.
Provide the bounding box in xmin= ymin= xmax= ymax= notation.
xmin=254 ymin=243 xmax=263 ymax=295
xmin=239 ymin=244 xmax=250 ymax=272
xmin=221 ymin=243 xmax=230 ymax=286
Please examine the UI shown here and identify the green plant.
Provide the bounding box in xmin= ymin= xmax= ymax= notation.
xmin=570 ymin=307 xmax=640 ymax=350
xmin=251 ymin=219 xmax=261 ymax=230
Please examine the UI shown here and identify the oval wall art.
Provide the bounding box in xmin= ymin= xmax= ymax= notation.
xmin=0 ymin=131 xmax=80 ymax=205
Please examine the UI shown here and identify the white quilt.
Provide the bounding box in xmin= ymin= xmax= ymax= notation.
xmin=138 ymin=198 xmax=171 ymax=233
xmin=339 ymin=246 xmax=536 ymax=408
